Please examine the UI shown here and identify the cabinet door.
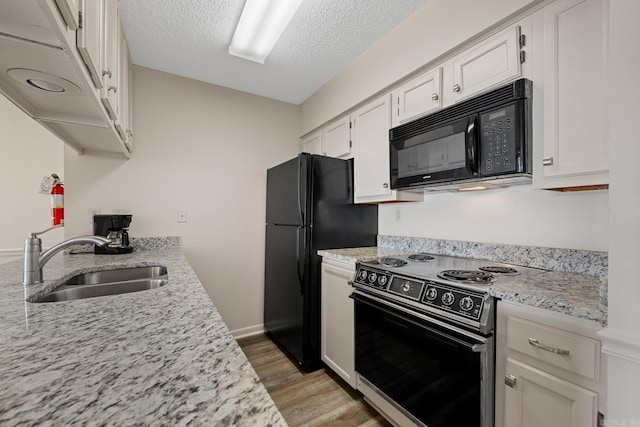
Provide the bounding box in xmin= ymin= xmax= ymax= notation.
xmin=77 ymin=0 xmax=103 ymax=89
xmin=352 ymin=95 xmax=423 ymax=203
xmin=115 ymin=23 xmax=129 ymax=145
xmin=321 ymin=261 xmax=356 ymax=388
xmin=302 ymin=131 xmax=322 ymax=155
xmin=451 ymin=25 xmax=522 ymax=102
xmin=55 ymin=0 xmax=79 ymax=30
xmin=391 ymin=67 xmax=442 ymax=127
xmin=535 ymin=0 xmax=608 ymax=189
xmin=101 ymin=0 xmax=119 ymax=120
xmin=322 ymin=116 xmax=351 ymax=158
xmin=352 ymin=95 xmax=392 ymax=200
xmin=504 ymin=358 xmax=598 ymax=427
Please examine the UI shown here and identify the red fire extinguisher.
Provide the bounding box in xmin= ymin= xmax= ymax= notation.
xmin=51 ymin=174 xmax=64 ymax=226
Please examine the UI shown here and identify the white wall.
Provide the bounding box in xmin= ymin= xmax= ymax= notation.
xmin=0 ymin=95 xmax=64 ymax=263
xmin=380 ymin=186 xmax=608 ymax=251
xmin=64 ymin=66 xmax=301 ymax=335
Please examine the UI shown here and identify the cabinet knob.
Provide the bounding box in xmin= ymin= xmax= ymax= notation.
xmin=542 ymin=156 xmax=554 ymax=166
xmin=505 ymin=374 xmax=517 ymax=388
xmin=431 ymin=93 xmax=439 ymax=101
xmin=102 ymin=69 xmax=112 ymax=78
xmin=453 ymin=84 xmax=461 ymax=93
xmin=108 ymin=85 xmax=117 ymax=94
xmin=383 ymin=183 xmax=389 ymax=189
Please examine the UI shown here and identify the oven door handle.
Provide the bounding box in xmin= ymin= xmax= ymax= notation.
xmin=352 ymin=291 xmax=488 ymax=349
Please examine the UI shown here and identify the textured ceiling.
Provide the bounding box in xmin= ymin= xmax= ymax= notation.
xmin=119 ymin=0 xmax=428 ymax=105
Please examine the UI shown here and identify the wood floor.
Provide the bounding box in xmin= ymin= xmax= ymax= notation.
xmin=237 ymin=334 xmax=392 ymax=427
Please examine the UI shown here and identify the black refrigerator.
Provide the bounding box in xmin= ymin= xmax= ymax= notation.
xmin=264 ymin=153 xmax=378 ymax=371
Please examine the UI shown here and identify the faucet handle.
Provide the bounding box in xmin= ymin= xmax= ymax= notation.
xmin=29 ymin=224 xmax=64 ymax=239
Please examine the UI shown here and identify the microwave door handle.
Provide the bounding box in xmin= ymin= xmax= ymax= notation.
xmin=466 ymin=116 xmax=479 ymax=173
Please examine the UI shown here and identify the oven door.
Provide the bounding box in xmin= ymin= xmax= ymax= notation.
xmin=353 ymin=291 xmax=494 ymax=427
xmin=390 ymin=114 xmax=478 ymax=189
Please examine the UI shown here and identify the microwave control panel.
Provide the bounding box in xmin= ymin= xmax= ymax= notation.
xmin=479 ymin=103 xmax=519 ymax=175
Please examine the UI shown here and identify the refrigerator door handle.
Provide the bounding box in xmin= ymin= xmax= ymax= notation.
xmin=297 ymin=155 xmax=304 ymax=225
xmin=296 ymin=226 xmax=305 ymax=294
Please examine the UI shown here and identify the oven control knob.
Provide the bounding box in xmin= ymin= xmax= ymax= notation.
xmin=358 ymin=270 xmax=368 ymax=281
xmin=425 ymin=287 xmax=438 ymax=301
xmin=460 ymin=296 xmax=474 ymax=311
xmin=368 ymin=272 xmax=377 ymax=283
xmin=378 ymin=275 xmax=388 ymax=286
xmin=442 ymin=292 xmax=455 ymax=306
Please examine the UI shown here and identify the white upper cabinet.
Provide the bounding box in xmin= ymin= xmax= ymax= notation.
xmin=391 ymin=67 xmax=442 ymax=127
xmin=77 ymin=0 xmax=104 ymax=89
xmin=301 ymin=131 xmax=323 ymax=155
xmin=101 ymin=0 xmax=119 ymax=121
xmin=0 ymin=0 xmax=132 ymax=157
xmin=352 ymin=95 xmax=423 ymax=204
xmin=533 ymin=0 xmax=608 ymax=189
xmin=54 ymin=0 xmax=80 ymax=30
xmin=322 ymin=116 xmax=352 ymax=158
xmin=447 ymin=25 xmax=522 ymax=104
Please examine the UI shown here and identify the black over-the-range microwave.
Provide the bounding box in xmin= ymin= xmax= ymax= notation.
xmin=389 ymin=78 xmax=533 ymax=190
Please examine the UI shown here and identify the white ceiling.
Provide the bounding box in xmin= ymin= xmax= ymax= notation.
xmin=119 ymin=0 xmax=428 ymax=105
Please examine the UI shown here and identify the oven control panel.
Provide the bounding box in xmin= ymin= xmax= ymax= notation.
xmin=354 ymin=266 xmax=486 ymax=321
xmin=422 ymin=281 xmax=485 ymax=320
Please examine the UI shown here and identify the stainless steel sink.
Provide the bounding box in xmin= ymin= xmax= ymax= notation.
xmin=32 ymin=265 xmax=168 ymax=303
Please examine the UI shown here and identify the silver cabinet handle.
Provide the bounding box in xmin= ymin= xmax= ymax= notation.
xmin=528 ymin=338 xmax=570 ymax=355
xmin=108 ymin=85 xmax=117 ymax=94
xmin=453 ymin=84 xmax=461 ymax=93
xmin=542 ymin=156 xmax=554 ymax=166
xmin=102 ymin=69 xmax=112 ymax=78
xmin=431 ymin=93 xmax=439 ymax=101
xmin=505 ymin=374 xmax=517 ymax=388
xmin=383 ymin=183 xmax=389 ymax=189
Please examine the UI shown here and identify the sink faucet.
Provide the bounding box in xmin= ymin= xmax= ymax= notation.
xmin=23 ymin=225 xmax=111 ymax=286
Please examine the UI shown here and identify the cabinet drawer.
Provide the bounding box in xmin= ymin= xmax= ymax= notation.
xmin=507 ymin=316 xmax=600 ymax=381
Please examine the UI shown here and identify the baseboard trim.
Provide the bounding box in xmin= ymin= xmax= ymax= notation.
xmin=230 ymin=324 xmax=265 ymax=339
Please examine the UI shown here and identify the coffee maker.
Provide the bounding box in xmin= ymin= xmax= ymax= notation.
xmin=93 ymin=214 xmax=134 ymax=254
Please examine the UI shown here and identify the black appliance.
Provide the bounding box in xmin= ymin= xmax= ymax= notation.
xmin=93 ymin=214 xmax=134 ymax=254
xmin=352 ymin=253 xmax=546 ymax=427
xmin=389 ymin=78 xmax=533 ymax=190
xmin=265 ymin=153 xmax=378 ymax=371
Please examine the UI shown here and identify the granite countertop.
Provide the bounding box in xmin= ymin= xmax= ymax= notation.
xmin=0 ymin=246 xmax=286 ymax=426
xmin=319 ymin=247 xmax=605 ymax=324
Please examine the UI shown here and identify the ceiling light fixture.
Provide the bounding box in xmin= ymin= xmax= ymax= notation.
xmin=229 ymin=0 xmax=303 ymax=64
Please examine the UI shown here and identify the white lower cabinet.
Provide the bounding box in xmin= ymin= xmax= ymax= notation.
xmin=320 ymin=259 xmax=356 ymax=388
xmin=495 ymin=301 xmax=605 ymax=427
xmin=504 ymin=358 xmax=597 ymax=427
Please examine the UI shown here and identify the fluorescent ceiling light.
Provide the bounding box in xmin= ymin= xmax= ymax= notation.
xmin=229 ymin=0 xmax=303 ymax=64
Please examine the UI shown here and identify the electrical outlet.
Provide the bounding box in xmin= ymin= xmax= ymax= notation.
xmin=177 ymin=209 xmax=187 ymax=223
xmin=88 ymin=208 xmax=101 ymax=223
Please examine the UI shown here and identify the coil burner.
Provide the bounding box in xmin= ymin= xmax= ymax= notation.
xmin=437 ymin=269 xmax=496 ymax=284
xmin=407 ymin=253 xmax=435 ymax=262
xmin=478 ymin=266 xmax=519 ymax=275
xmin=377 ymin=258 xmax=407 ymax=268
